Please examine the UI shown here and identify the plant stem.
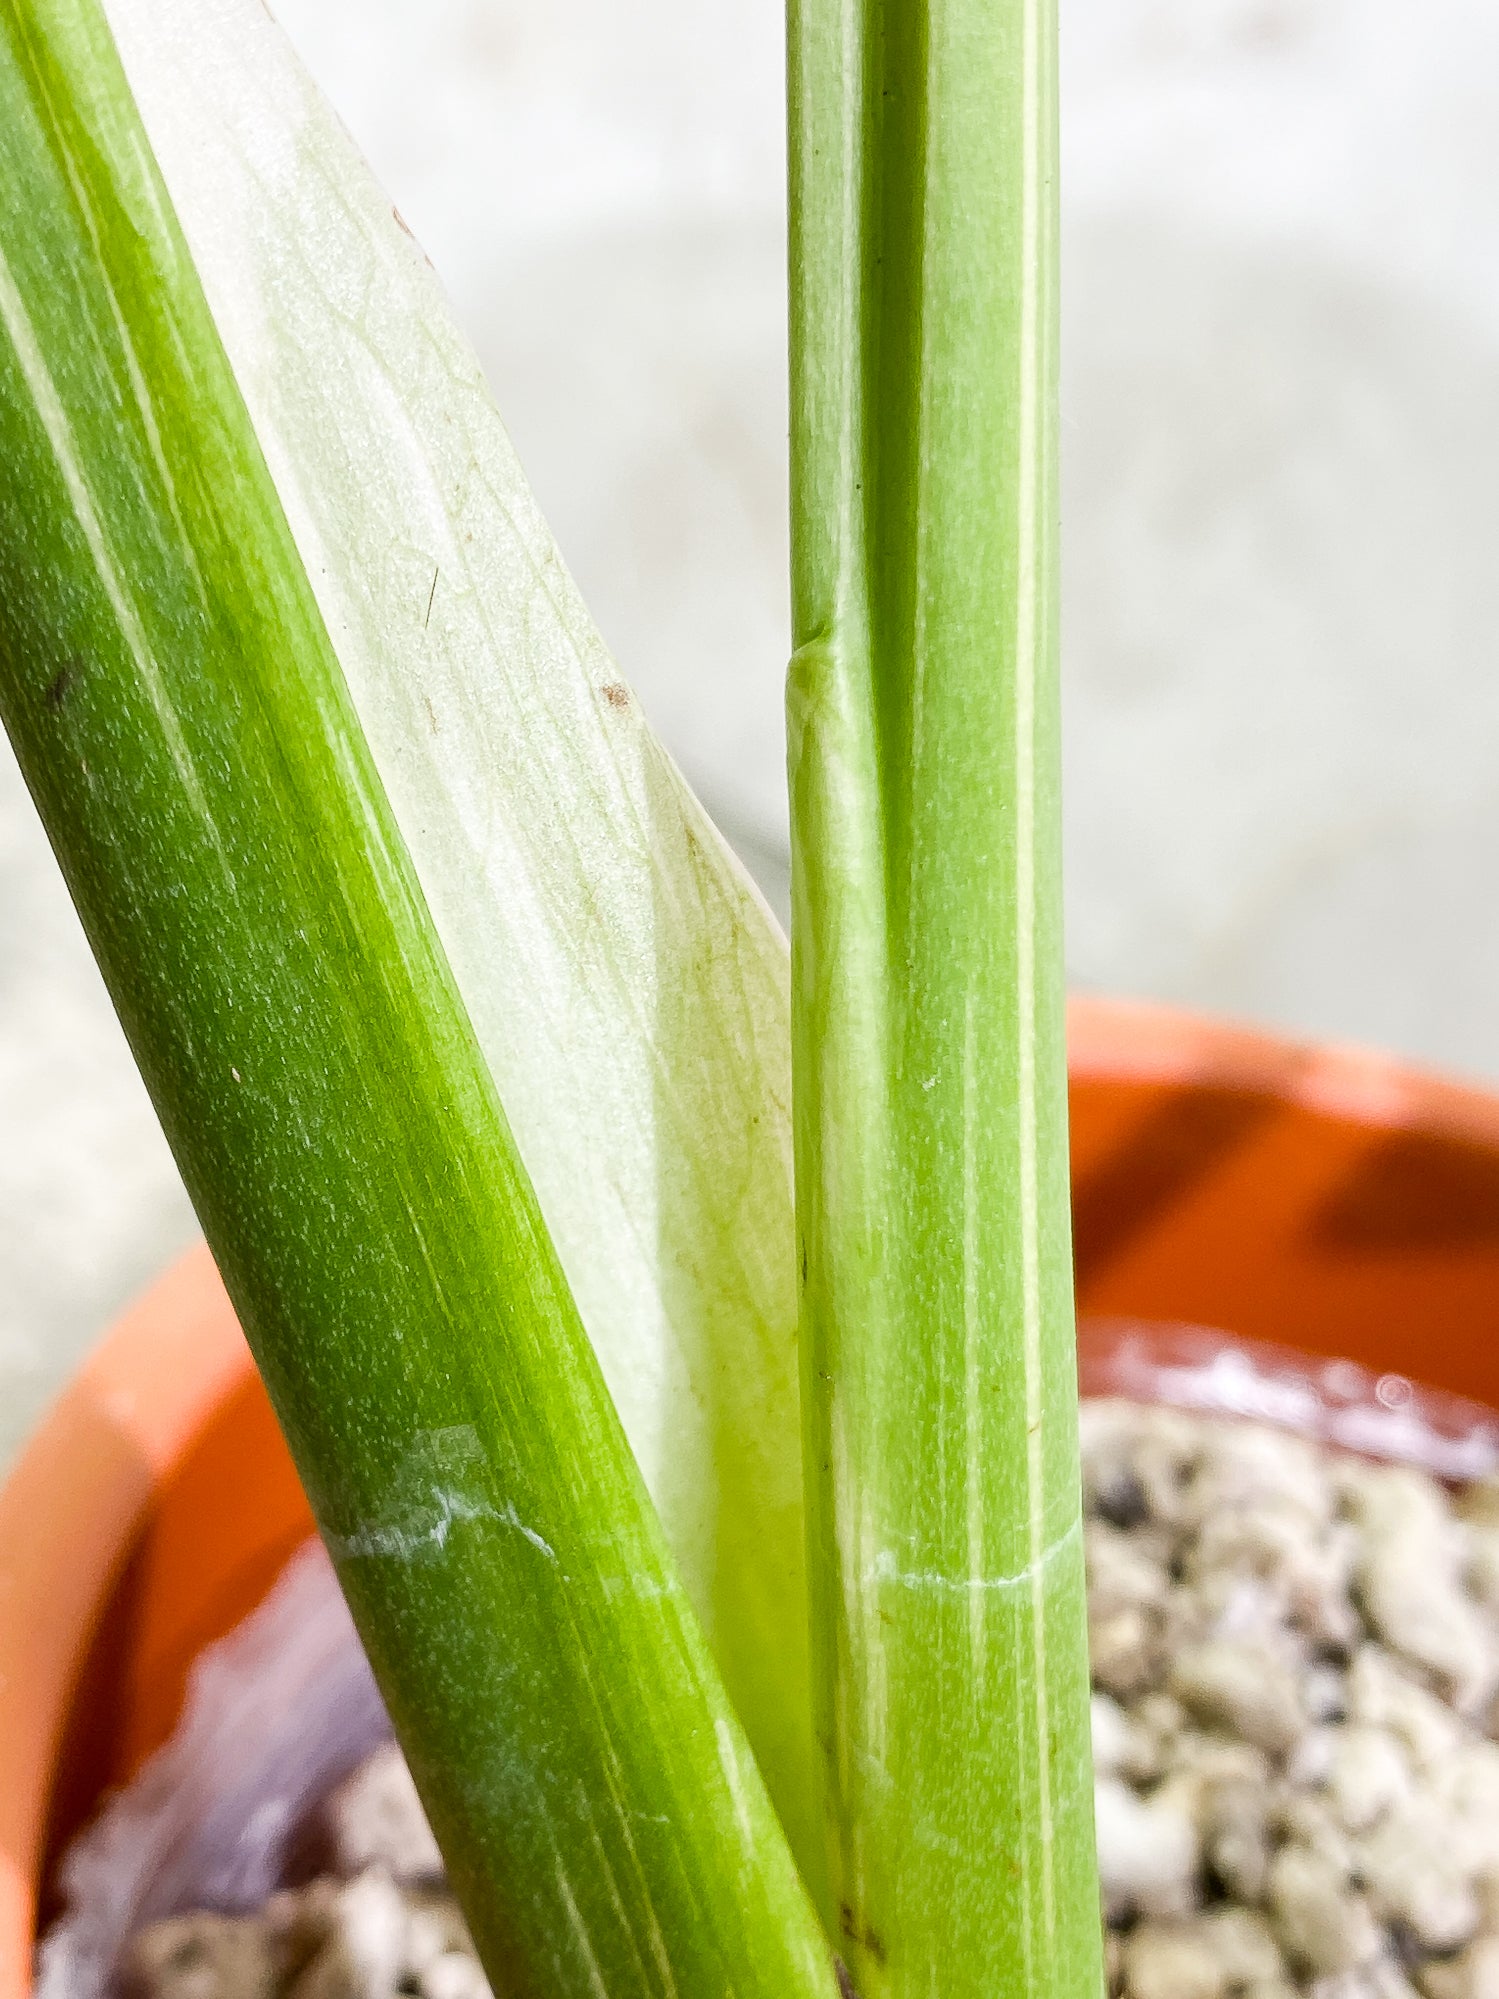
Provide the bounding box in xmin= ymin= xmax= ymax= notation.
xmin=106 ymin=0 xmax=821 ymax=1887
xmin=787 ymin=0 xmax=1102 ymax=1992
xmin=0 ymin=4 xmax=836 ymax=1993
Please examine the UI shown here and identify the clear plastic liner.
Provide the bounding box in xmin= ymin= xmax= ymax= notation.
xmin=36 ymin=1541 xmax=389 ymax=1999
xmin=1078 ymin=1318 xmax=1499 ymax=1483
xmin=36 ymin=1321 xmax=1499 ymax=1994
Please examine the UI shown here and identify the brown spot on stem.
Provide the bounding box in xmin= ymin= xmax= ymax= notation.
xmin=834 ymin=1959 xmax=860 ymax=1999
xmin=601 ymin=682 xmax=630 ymax=710
xmin=44 ymin=661 xmax=79 ymax=712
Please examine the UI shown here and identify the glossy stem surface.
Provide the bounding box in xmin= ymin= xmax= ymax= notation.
xmin=787 ymin=0 xmax=1102 ymax=1990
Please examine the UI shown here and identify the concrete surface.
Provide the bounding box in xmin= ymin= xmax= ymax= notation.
xmin=4 ymin=0 xmax=1499 ymax=1462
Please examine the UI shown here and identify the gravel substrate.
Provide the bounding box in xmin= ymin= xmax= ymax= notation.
xmin=123 ymin=1403 xmax=1499 ymax=1999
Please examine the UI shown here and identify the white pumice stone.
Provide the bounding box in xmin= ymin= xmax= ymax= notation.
xmin=1201 ymin=1777 xmax=1275 ymax=1905
xmin=1124 ymin=1921 xmax=1231 ymax=1999
xmin=401 ymin=1890 xmax=473 ymax=1974
xmin=322 ymin=1743 xmax=444 ymax=1884
xmin=128 ymin=1876 xmax=494 ymax=1999
xmin=418 ymin=1956 xmax=491 ymax=1999
xmin=1287 ymin=1727 xmax=1338 ymax=1790
xmin=1359 ymin=1805 xmax=1481 ymax=1955
xmin=1194 ymin=1906 xmax=1287 ymax=1987
xmin=1171 ymin=1640 xmax=1307 ymax=1758
xmin=1345 ymin=1646 xmax=1466 ymax=1772
xmin=1419 ymin=1937 xmax=1499 ymax=1999
xmin=1366 ymin=1956 xmax=1427 ymax=1999
xmin=1323 ymin=1725 xmax=1413 ymax=1833
xmin=1460 ymin=1519 xmax=1499 ymax=1614
xmin=1346 ymin=1468 xmax=1497 ymax=1718
xmin=1268 ymin=1845 xmax=1381 ymax=1978
xmin=1309 ymin=1968 xmax=1414 ymax=1999
xmin=1306 ymin=1666 xmax=1351 ymax=1727
xmin=1096 ymin=1775 xmax=1204 ymax=1919
xmin=286 ymin=1872 xmax=409 ymax=1999
xmin=1094 ymin=1690 xmax=1136 ymax=1774
xmin=1277 ymin=1795 xmax=1356 ymax=1879
xmin=123 ymin=1912 xmax=278 ymax=1999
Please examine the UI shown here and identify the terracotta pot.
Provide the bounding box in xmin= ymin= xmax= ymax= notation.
xmin=9 ymin=994 xmax=1499 ymax=1995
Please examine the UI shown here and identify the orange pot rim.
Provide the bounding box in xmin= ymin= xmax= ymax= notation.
xmin=0 ymin=1242 xmax=254 ymax=1995
xmin=1068 ymin=995 xmax=1499 ymax=1144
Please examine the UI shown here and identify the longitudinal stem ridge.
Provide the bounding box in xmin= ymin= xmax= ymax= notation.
xmin=787 ymin=0 xmax=1102 ymax=1990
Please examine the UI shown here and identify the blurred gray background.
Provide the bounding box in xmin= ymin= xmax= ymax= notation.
xmin=5 ymin=0 xmax=1499 ymax=1462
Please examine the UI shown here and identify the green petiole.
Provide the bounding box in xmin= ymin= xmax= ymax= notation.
xmin=787 ymin=0 xmax=1103 ymax=1991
